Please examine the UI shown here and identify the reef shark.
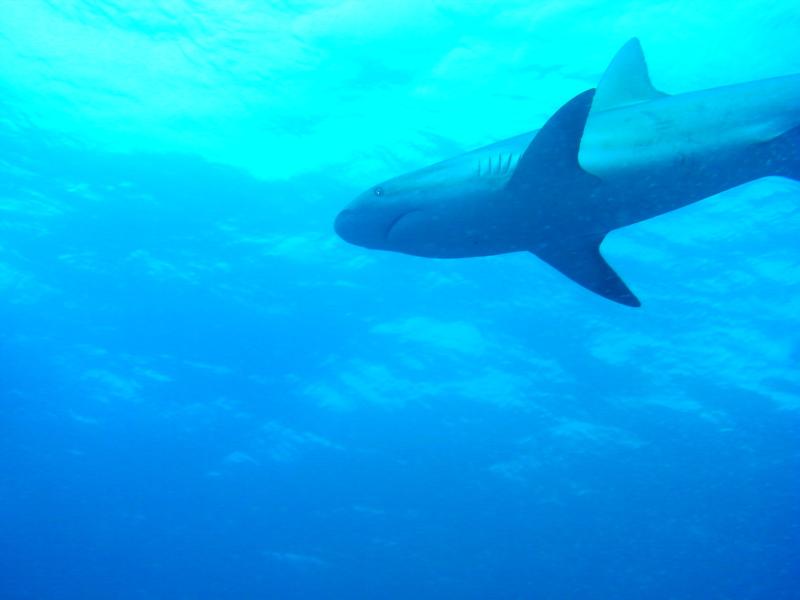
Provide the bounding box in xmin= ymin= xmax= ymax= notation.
xmin=334 ymin=39 xmax=800 ymax=306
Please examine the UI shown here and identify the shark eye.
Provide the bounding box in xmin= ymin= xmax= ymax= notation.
xmin=373 ymin=186 xmax=384 ymax=197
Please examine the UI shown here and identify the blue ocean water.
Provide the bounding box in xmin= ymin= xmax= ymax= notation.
xmin=1 ymin=2 xmax=799 ymax=599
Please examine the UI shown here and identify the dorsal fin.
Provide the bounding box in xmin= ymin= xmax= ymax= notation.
xmin=592 ymin=38 xmax=666 ymax=112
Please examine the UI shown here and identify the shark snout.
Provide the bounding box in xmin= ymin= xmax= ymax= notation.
xmin=334 ymin=209 xmax=358 ymax=243
xmin=334 ymin=207 xmax=386 ymax=248
xmin=335 ymin=204 xmax=419 ymax=249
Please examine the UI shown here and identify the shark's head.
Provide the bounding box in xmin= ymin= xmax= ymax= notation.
xmin=334 ymin=177 xmax=428 ymax=252
xmin=334 ymin=157 xmax=499 ymax=257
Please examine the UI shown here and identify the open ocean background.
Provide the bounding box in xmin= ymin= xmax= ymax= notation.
xmin=1 ymin=2 xmax=799 ymax=599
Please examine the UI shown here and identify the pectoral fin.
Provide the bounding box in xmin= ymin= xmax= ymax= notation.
xmin=532 ymin=236 xmax=640 ymax=307
xmin=507 ymin=88 xmax=598 ymax=195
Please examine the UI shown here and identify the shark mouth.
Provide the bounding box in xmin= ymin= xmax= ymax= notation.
xmin=384 ymin=210 xmax=420 ymax=239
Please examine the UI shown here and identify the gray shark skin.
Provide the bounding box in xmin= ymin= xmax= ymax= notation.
xmin=334 ymin=39 xmax=800 ymax=306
